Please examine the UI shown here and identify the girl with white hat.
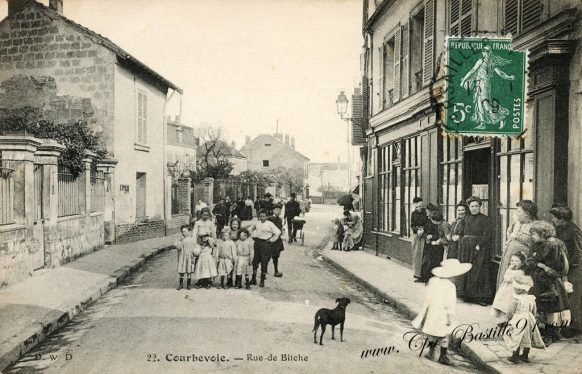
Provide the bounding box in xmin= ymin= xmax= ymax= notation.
xmin=412 ymin=258 xmax=472 ymax=366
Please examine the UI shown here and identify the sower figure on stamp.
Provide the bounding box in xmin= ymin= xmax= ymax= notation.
xmin=250 ymin=209 xmax=281 ymax=287
xmin=268 ymin=204 xmax=285 ymax=278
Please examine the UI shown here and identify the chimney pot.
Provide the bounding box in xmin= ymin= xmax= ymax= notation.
xmin=291 ymin=137 xmax=295 ymax=149
xmin=49 ymin=0 xmax=63 ymax=14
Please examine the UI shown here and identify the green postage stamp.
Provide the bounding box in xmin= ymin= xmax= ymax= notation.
xmin=444 ymin=37 xmax=527 ymax=136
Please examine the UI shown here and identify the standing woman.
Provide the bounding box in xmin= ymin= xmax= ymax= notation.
xmin=411 ymin=198 xmax=428 ymax=281
xmin=497 ymin=200 xmax=537 ymax=289
xmin=457 ymin=196 xmax=494 ymax=305
xmin=420 ymin=211 xmax=450 ymax=283
xmin=446 ymin=202 xmax=468 ymax=260
xmin=192 ymin=207 xmax=217 ymax=244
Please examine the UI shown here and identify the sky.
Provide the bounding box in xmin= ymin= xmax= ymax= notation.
xmin=0 ymin=0 xmax=363 ymax=163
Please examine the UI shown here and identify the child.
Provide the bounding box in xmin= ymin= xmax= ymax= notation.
xmin=234 ymin=228 xmax=254 ymax=289
xmin=503 ymin=274 xmax=545 ymax=364
xmin=214 ymin=228 xmax=237 ymax=289
xmin=250 ymin=209 xmax=281 ymax=287
xmin=267 ymin=204 xmax=285 ymax=278
xmin=341 ymin=212 xmax=355 ymax=251
xmin=492 ymin=251 xmax=526 ymax=318
xmin=174 ymin=225 xmax=200 ymax=290
xmin=194 ymin=234 xmax=218 ymax=289
xmin=412 ymin=259 xmax=472 ymax=366
xmin=331 ymin=219 xmax=344 ymax=250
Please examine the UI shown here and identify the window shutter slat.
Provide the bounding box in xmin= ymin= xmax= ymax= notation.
xmin=504 ymin=0 xmax=518 ymax=35
xmin=393 ymin=26 xmax=402 ymax=103
xmin=423 ymin=0 xmax=435 ymax=86
xmin=401 ymin=22 xmax=410 ymax=98
xmin=378 ymin=45 xmax=384 ymax=111
xmin=522 ymin=0 xmax=541 ymax=31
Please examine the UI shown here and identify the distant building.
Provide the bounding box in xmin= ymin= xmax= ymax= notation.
xmin=308 ymin=162 xmax=358 ymax=203
xmin=197 ymin=140 xmax=247 ymax=176
xmin=166 ymin=115 xmax=197 ymax=177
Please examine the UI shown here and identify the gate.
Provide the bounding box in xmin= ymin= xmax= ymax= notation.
xmin=31 ymin=164 xmax=45 ymax=270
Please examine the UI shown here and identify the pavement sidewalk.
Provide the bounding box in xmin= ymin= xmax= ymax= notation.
xmin=0 ymin=234 xmax=180 ymax=371
xmin=323 ymin=245 xmax=582 ymax=374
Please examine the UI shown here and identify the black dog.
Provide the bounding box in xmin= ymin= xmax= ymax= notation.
xmin=312 ymin=297 xmax=351 ymax=345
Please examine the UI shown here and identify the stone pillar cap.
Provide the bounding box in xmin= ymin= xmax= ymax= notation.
xmin=0 ymin=135 xmax=43 ymax=151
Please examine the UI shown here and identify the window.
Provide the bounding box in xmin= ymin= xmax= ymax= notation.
xmin=264 ymin=143 xmax=271 ymax=147
xmin=504 ymin=0 xmax=545 ymax=36
xmin=402 ymin=137 xmax=421 ymax=237
xmin=410 ymin=8 xmax=425 ymax=94
xmin=383 ymin=37 xmax=395 ymax=109
xmin=449 ymin=0 xmax=473 ymax=36
xmin=378 ymin=145 xmax=391 ymax=232
xmin=262 ymin=160 xmax=269 ymax=167
xmin=440 ymin=136 xmax=463 ymax=222
xmin=136 ymin=89 xmax=148 ymax=144
xmin=496 ymin=136 xmax=533 ymax=257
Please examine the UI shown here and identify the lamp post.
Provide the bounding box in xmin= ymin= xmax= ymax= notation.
xmin=336 ymin=91 xmax=351 ymax=193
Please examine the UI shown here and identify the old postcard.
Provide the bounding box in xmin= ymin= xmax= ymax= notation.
xmin=0 ymin=0 xmax=581 ymax=373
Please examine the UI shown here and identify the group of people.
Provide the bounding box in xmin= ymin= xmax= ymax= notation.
xmin=410 ymin=196 xmax=582 ymax=365
xmin=174 ymin=192 xmax=308 ymax=291
xmin=331 ymin=209 xmax=364 ymax=251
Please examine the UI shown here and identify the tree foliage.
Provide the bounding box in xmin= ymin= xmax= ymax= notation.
xmin=317 ymin=184 xmax=347 ymax=200
xmin=0 ymin=106 xmax=106 ymax=177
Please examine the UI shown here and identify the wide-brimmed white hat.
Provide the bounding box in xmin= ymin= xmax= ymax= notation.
xmin=432 ymin=259 xmax=472 ymax=278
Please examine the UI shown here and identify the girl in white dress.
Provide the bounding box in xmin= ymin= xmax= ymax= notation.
xmin=173 ymin=225 xmax=199 ymax=290
xmin=214 ymin=228 xmax=236 ymax=289
xmin=234 ymin=228 xmax=254 ymax=289
xmin=492 ymin=251 xmax=526 ymax=318
xmin=194 ymin=234 xmax=218 ymax=289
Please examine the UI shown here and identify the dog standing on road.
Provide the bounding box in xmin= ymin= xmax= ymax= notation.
xmin=312 ymin=297 xmax=351 ymax=345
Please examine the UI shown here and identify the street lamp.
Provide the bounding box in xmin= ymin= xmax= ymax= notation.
xmin=336 ymin=91 xmax=351 ymax=193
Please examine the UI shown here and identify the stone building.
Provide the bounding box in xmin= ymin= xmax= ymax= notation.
xmin=240 ymin=133 xmax=309 ymax=175
xmin=0 ymin=0 xmax=182 ymax=244
xmin=359 ymin=0 xmax=582 ymax=279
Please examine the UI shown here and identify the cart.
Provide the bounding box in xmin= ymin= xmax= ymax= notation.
xmin=292 ymin=218 xmax=306 ymax=246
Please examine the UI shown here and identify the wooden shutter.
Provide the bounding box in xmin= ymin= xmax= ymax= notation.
xmin=378 ymin=45 xmax=384 ymax=111
xmin=450 ymin=0 xmax=460 ymax=35
xmin=401 ymin=22 xmax=410 ymax=98
xmin=522 ymin=0 xmax=542 ymax=32
xmin=504 ymin=0 xmax=518 ymax=35
xmin=137 ymin=90 xmax=148 ymax=144
xmin=422 ymin=0 xmax=435 ymax=86
xmin=460 ymin=0 xmax=473 ymax=36
xmin=393 ymin=27 xmax=402 ymax=103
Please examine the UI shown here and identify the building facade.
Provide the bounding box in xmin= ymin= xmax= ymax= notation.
xmin=0 ymin=0 xmax=182 ymax=243
xmin=360 ymin=0 xmax=582 ymax=277
xmin=240 ymin=133 xmax=309 ymax=175
xmin=308 ymin=162 xmax=356 ymax=203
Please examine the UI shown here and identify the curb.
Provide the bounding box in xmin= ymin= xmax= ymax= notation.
xmin=321 ymin=245 xmax=502 ymax=374
xmin=0 ymin=244 xmax=174 ymax=371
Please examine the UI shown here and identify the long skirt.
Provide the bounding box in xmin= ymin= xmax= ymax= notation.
xmin=420 ymin=243 xmax=444 ymax=283
xmin=412 ymin=233 xmax=424 ymax=278
xmin=457 ymin=236 xmax=493 ymax=303
xmin=234 ymin=255 xmax=252 ymax=276
xmin=569 ymin=267 xmax=582 ymax=331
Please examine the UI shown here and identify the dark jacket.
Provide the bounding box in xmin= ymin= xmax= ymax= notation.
xmin=410 ymin=210 xmax=428 ymax=234
xmin=555 ymin=222 xmax=582 ymax=268
xmin=285 ymin=200 xmax=301 ymax=219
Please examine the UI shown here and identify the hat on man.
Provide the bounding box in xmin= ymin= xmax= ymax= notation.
xmin=432 ymin=259 xmax=472 ymax=278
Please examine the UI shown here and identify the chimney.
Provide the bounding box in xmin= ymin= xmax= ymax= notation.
xmin=8 ymin=0 xmax=33 ymax=17
xmin=49 ymin=0 xmax=63 ymax=15
xmin=231 ymin=140 xmax=236 ymax=149
xmin=291 ymin=137 xmax=295 ymax=149
xmin=245 ymin=135 xmax=251 ymax=145
xmin=174 ymin=114 xmax=180 ymax=125
xmin=284 ymin=134 xmax=289 ymax=145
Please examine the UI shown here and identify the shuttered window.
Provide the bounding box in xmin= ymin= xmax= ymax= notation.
xmin=137 ymin=90 xmax=148 ymax=144
xmin=400 ymin=22 xmax=410 ymax=98
xmin=504 ymin=0 xmax=544 ymax=36
xmin=378 ymin=44 xmax=384 ymax=111
xmin=393 ymin=27 xmax=402 ymax=103
xmin=422 ymin=0 xmax=435 ymax=86
xmin=449 ymin=0 xmax=472 ymax=37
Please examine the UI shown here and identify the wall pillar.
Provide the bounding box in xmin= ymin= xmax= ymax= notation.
xmin=34 ymin=140 xmax=65 ymax=226
xmin=177 ymin=177 xmax=192 ymax=215
xmin=96 ymin=159 xmax=117 ymax=244
xmin=0 ymin=136 xmax=43 ymax=225
xmin=203 ymin=177 xmax=214 ymax=209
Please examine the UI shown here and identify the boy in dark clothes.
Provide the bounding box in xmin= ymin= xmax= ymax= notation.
xmin=268 ymin=204 xmax=285 ymax=277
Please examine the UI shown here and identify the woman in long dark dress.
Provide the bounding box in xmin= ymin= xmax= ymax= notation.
xmin=420 ymin=211 xmax=448 ymax=283
xmin=445 ymin=202 xmax=468 ymax=260
xmin=525 ymin=220 xmax=571 ymax=345
xmin=457 ymin=196 xmax=494 ymax=305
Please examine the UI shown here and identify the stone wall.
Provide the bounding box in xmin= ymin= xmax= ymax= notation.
xmin=43 ymin=213 xmax=105 ymax=267
xmin=0 ymin=227 xmax=42 ymax=287
xmin=115 ymin=220 xmax=166 ymax=244
xmin=0 ymin=4 xmax=116 ymax=152
xmin=165 ymin=214 xmax=190 ymax=235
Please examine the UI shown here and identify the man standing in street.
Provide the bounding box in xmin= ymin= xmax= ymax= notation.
xmin=212 ymin=197 xmax=228 ymax=236
xmin=268 ymin=204 xmax=285 ymax=278
xmin=285 ymin=193 xmax=301 ymax=243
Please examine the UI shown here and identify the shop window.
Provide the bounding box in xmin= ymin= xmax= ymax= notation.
xmin=440 ymin=136 xmax=463 ymax=222
xmin=504 ymin=0 xmax=545 ymax=36
xmin=402 ymin=136 xmax=421 ymax=237
xmin=449 ymin=0 xmax=473 ymax=37
xmin=496 ymin=137 xmax=534 ymax=257
xmin=378 ymin=145 xmax=391 ymax=232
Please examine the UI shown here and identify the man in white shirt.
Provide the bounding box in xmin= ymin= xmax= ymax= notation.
xmin=250 ymin=209 xmax=281 ymax=287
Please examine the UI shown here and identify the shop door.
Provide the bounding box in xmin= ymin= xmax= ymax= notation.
xmin=463 ymin=147 xmax=491 ymax=216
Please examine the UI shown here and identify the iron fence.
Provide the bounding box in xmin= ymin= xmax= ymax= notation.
xmin=58 ymin=166 xmax=82 ymax=217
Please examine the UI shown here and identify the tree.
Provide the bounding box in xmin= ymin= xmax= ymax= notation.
xmin=318 ymin=184 xmax=347 ymax=200
xmin=0 ymin=106 xmax=106 ymax=177
xmin=268 ymin=167 xmax=305 ymax=194
xmin=190 ymin=123 xmax=234 ymax=183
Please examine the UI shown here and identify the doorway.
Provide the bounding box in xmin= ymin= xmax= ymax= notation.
xmin=463 ymin=147 xmax=491 ymax=215
xmin=136 ymin=172 xmax=146 ymax=220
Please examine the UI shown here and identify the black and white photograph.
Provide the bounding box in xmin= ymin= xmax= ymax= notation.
xmin=0 ymin=0 xmax=581 ymax=373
